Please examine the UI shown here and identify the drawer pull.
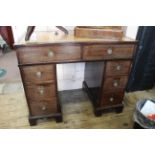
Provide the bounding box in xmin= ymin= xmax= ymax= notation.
xmin=39 ymin=89 xmax=44 ymax=95
xmin=109 ymin=97 xmax=114 ymax=102
xmin=38 ymin=86 xmax=44 ymax=95
xmin=107 ymin=48 xmax=113 ymax=55
xmin=41 ymin=106 xmax=46 ymax=111
xmin=116 ymin=65 xmax=121 ymax=71
xmin=36 ymin=71 xmax=42 ymax=78
xmin=113 ymin=81 xmax=118 ymax=87
xmin=48 ymin=51 xmax=54 ymax=57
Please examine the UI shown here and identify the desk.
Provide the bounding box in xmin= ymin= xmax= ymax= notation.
xmin=15 ymin=32 xmax=137 ymax=126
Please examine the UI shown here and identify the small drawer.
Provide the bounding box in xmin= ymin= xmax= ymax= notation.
xmin=21 ymin=65 xmax=56 ymax=84
xmin=103 ymin=76 xmax=128 ymax=91
xmin=17 ymin=45 xmax=81 ymax=64
xmin=25 ymin=84 xmax=56 ymax=101
xmin=29 ymin=99 xmax=57 ymax=116
xmin=101 ymin=91 xmax=124 ymax=106
xmin=83 ymin=44 xmax=135 ymax=60
xmin=105 ymin=60 xmax=132 ymax=76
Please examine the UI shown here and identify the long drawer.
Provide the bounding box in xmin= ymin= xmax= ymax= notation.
xmin=21 ymin=64 xmax=56 ymax=84
xmin=83 ymin=44 xmax=135 ymax=60
xmin=29 ymin=99 xmax=57 ymax=116
xmin=17 ymin=45 xmax=82 ymax=64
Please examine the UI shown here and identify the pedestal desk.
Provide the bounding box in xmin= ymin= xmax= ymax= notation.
xmin=15 ymin=32 xmax=137 ymax=126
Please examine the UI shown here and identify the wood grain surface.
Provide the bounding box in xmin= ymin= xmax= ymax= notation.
xmin=105 ymin=60 xmax=132 ymax=76
xmin=17 ymin=45 xmax=82 ymax=64
xmin=83 ymin=44 xmax=135 ymax=60
xmin=74 ymin=27 xmax=124 ymax=39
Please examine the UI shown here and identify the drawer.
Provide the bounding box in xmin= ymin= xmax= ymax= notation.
xmin=83 ymin=44 xmax=135 ymax=60
xmin=105 ymin=60 xmax=132 ymax=76
xmin=101 ymin=91 xmax=124 ymax=106
xmin=21 ymin=65 xmax=56 ymax=84
xmin=29 ymin=99 xmax=57 ymax=116
xmin=17 ymin=45 xmax=81 ymax=64
xmin=25 ymin=84 xmax=56 ymax=101
xmin=103 ymin=76 xmax=128 ymax=91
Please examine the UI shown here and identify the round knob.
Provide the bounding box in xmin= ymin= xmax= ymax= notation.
xmin=38 ymin=86 xmax=44 ymax=95
xmin=48 ymin=51 xmax=54 ymax=57
xmin=116 ymin=65 xmax=121 ymax=71
xmin=41 ymin=106 xmax=46 ymax=111
xmin=107 ymin=48 xmax=113 ymax=55
xmin=109 ymin=97 xmax=114 ymax=102
xmin=39 ymin=89 xmax=44 ymax=95
xmin=113 ymin=81 xmax=118 ymax=87
xmin=36 ymin=71 xmax=42 ymax=78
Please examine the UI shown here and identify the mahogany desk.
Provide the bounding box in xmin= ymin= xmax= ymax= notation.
xmin=15 ymin=32 xmax=137 ymax=125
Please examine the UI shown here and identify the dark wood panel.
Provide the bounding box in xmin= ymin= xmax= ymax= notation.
xmin=101 ymin=91 xmax=124 ymax=106
xmin=17 ymin=45 xmax=82 ymax=64
xmin=25 ymin=84 xmax=56 ymax=101
xmin=29 ymin=99 xmax=57 ymax=116
xmin=105 ymin=60 xmax=132 ymax=76
xmin=21 ymin=64 xmax=56 ymax=84
xmin=103 ymin=76 xmax=128 ymax=91
xmin=83 ymin=44 xmax=135 ymax=60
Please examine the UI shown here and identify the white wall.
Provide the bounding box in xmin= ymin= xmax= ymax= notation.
xmin=12 ymin=26 xmax=139 ymax=91
xmin=13 ymin=26 xmax=27 ymax=43
xmin=57 ymin=63 xmax=85 ymax=90
xmin=126 ymin=26 xmax=139 ymax=39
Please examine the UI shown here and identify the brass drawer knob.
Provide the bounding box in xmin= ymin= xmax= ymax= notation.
xmin=107 ymin=48 xmax=113 ymax=55
xmin=36 ymin=71 xmax=42 ymax=78
xmin=109 ymin=97 xmax=114 ymax=102
xmin=39 ymin=89 xmax=44 ymax=95
xmin=116 ymin=65 xmax=121 ymax=71
xmin=48 ymin=51 xmax=54 ymax=57
xmin=41 ymin=106 xmax=46 ymax=111
xmin=38 ymin=86 xmax=44 ymax=95
xmin=113 ymin=81 xmax=118 ymax=87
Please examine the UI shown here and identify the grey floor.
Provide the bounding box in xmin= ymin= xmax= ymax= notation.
xmin=0 ymin=51 xmax=21 ymax=83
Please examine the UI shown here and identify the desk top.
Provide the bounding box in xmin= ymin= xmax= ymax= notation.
xmin=15 ymin=31 xmax=137 ymax=46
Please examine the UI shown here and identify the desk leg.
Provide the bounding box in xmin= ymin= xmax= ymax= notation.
xmin=55 ymin=101 xmax=63 ymax=123
xmin=115 ymin=106 xmax=124 ymax=113
xmin=29 ymin=118 xmax=37 ymax=126
xmin=83 ymin=81 xmax=102 ymax=116
xmin=56 ymin=115 xmax=63 ymax=123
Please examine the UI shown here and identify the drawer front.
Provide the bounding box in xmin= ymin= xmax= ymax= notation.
xmin=101 ymin=91 xmax=124 ymax=106
xmin=29 ymin=99 xmax=57 ymax=116
xmin=25 ymin=84 xmax=56 ymax=101
xmin=83 ymin=44 xmax=135 ymax=60
xmin=105 ymin=60 xmax=132 ymax=76
xmin=18 ymin=45 xmax=81 ymax=64
xmin=21 ymin=65 xmax=56 ymax=84
xmin=103 ymin=76 xmax=128 ymax=91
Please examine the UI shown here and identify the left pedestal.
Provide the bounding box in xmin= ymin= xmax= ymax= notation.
xmin=19 ymin=64 xmax=62 ymax=126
